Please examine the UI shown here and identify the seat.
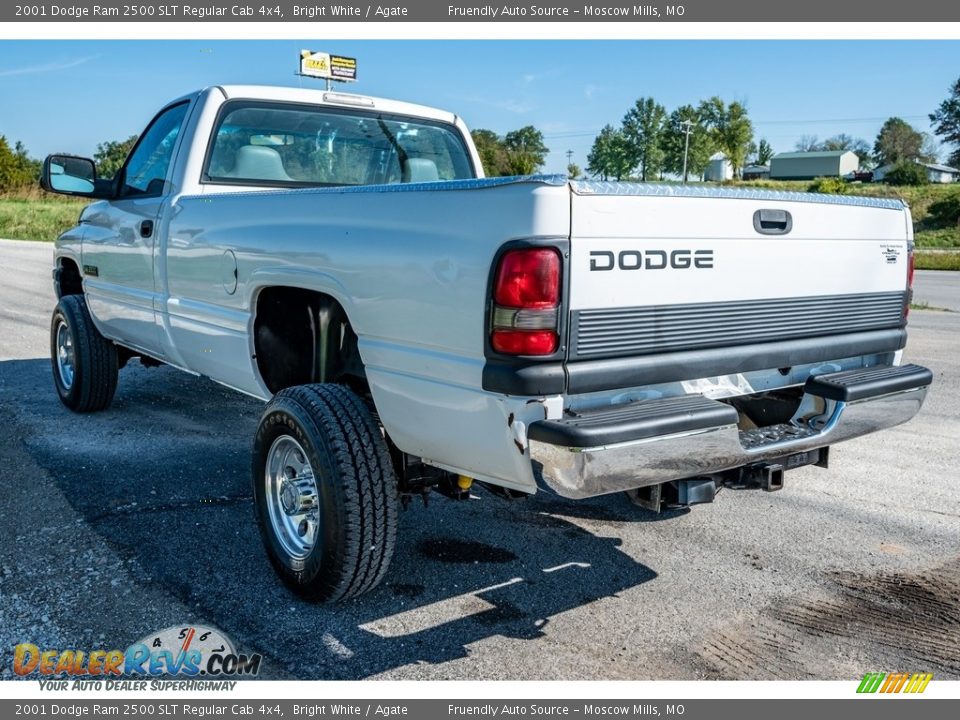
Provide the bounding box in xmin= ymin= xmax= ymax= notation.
xmin=228 ymin=145 xmax=293 ymax=182
xmin=402 ymin=158 xmax=439 ymax=183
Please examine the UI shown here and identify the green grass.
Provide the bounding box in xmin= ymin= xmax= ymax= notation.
xmin=0 ymin=193 xmax=86 ymax=242
xmin=915 ymin=228 xmax=960 ymax=248
xmin=734 ymin=179 xmax=959 ymax=219
xmin=910 ymin=300 xmax=950 ymax=311
xmin=915 ymin=250 xmax=960 ymax=271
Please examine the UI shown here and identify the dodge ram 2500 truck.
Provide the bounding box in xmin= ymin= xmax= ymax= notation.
xmin=43 ymin=85 xmax=932 ymax=602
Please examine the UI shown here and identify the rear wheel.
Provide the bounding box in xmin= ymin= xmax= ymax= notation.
xmin=50 ymin=295 xmax=118 ymax=412
xmin=252 ymin=384 xmax=398 ymax=602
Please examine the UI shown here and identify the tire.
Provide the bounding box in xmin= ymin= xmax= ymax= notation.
xmin=252 ymin=384 xmax=399 ymax=602
xmin=50 ymin=295 xmax=119 ymax=413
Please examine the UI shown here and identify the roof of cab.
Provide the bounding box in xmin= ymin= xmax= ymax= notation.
xmin=208 ymin=85 xmax=460 ymax=125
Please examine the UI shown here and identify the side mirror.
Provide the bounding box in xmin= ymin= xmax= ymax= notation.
xmin=41 ymin=155 xmax=112 ymax=198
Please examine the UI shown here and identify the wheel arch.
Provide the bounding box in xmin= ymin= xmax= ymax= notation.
xmin=248 ymin=274 xmax=366 ymax=397
xmin=53 ymin=253 xmax=84 ymax=298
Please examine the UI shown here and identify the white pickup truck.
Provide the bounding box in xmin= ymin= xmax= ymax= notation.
xmin=43 ymin=85 xmax=932 ymax=601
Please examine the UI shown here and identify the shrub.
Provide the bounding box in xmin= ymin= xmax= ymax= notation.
xmin=808 ymin=176 xmax=849 ymax=194
xmin=0 ymin=136 xmax=40 ymax=192
xmin=927 ymin=192 xmax=960 ymax=227
xmin=883 ymin=162 xmax=929 ymax=186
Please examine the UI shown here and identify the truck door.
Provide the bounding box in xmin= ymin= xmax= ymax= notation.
xmin=81 ymin=101 xmax=190 ymax=357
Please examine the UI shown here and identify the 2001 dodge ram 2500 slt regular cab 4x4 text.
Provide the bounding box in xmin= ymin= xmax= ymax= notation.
xmin=42 ymin=85 xmax=932 ymax=601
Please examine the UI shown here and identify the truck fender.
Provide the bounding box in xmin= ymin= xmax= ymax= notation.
xmin=245 ymin=267 xmax=357 ymax=328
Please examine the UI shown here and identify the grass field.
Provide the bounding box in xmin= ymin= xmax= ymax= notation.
xmin=915 ymin=250 xmax=960 ymax=271
xmin=0 ymin=191 xmax=86 ymax=243
xmin=913 ymin=228 xmax=960 ymax=248
xmin=3 ymin=182 xmax=959 ymax=263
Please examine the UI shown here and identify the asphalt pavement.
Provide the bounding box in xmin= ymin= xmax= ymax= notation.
xmin=914 ymin=269 xmax=960 ymax=312
xmin=1 ymin=239 xmax=958 ymax=681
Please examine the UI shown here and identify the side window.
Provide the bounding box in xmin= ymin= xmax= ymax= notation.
xmin=120 ymin=102 xmax=190 ymax=198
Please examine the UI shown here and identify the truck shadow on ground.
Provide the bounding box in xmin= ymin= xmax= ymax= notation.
xmin=2 ymin=359 xmax=662 ymax=679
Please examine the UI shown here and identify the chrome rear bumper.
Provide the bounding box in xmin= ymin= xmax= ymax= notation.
xmin=529 ymin=369 xmax=929 ymax=500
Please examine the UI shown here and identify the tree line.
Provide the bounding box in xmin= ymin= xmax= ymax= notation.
xmin=586 ymin=76 xmax=960 ymax=182
xmin=0 ymin=134 xmax=138 ymax=193
xmin=796 ymin=117 xmax=941 ymax=169
xmin=470 ymin=126 xmax=549 ymax=177
xmin=0 ymin=137 xmax=40 ymax=191
xmin=586 ymin=96 xmax=759 ymax=182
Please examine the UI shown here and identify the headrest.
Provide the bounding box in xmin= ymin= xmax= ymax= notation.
xmin=231 ymin=145 xmax=292 ymax=182
xmin=402 ymin=158 xmax=439 ymax=183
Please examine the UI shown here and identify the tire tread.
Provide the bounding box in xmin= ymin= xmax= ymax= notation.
xmin=51 ymin=295 xmax=118 ymax=412
xmin=255 ymin=383 xmax=398 ymax=602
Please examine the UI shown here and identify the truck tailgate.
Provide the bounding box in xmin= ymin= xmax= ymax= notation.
xmin=567 ymin=183 xmax=910 ymax=364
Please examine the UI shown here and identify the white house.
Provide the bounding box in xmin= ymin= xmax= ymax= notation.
xmin=873 ymin=161 xmax=960 ymax=184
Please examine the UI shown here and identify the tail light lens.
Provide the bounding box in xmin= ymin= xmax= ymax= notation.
xmin=494 ymin=248 xmax=561 ymax=308
xmin=905 ymin=246 xmax=915 ymax=320
xmin=490 ymin=329 xmax=558 ymax=355
xmin=491 ymin=248 xmax=561 ymax=356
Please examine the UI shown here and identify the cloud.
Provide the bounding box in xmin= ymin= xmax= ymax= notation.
xmin=0 ymin=55 xmax=99 ymax=78
xmin=494 ymin=98 xmax=535 ymax=114
xmin=452 ymin=93 xmax=534 ymax=115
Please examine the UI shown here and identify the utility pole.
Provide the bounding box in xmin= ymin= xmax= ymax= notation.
xmin=565 ymin=149 xmax=574 ymax=176
xmin=679 ymin=119 xmax=694 ymax=184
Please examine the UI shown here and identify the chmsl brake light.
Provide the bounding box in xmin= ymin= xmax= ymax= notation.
xmin=491 ymin=248 xmax=561 ymax=356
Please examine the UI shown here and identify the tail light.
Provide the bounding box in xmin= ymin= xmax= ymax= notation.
xmin=904 ymin=246 xmax=915 ymax=320
xmin=491 ymin=248 xmax=561 ymax=356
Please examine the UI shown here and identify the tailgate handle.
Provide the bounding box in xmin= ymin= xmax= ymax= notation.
xmin=753 ymin=209 xmax=792 ymax=235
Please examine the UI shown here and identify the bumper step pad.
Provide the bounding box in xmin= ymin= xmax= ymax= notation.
xmin=805 ymin=363 xmax=932 ymax=403
xmin=528 ymin=394 xmax=738 ymax=449
xmin=739 ymin=423 xmax=819 ymax=450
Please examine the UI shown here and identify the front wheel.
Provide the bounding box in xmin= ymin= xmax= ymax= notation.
xmin=50 ymin=295 xmax=118 ymax=413
xmin=252 ymin=384 xmax=398 ymax=602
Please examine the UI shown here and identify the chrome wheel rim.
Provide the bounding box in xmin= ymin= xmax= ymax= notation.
xmin=264 ymin=435 xmax=320 ymax=560
xmin=55 ymin=319 xmax=75 ymax=390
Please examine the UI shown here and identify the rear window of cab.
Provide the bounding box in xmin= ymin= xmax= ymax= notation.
xmin=203 ymin=100 xmax=476 ymax=188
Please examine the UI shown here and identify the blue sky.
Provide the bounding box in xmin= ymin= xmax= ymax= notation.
xmin=1 ymin=40 xmax=958 ymax=173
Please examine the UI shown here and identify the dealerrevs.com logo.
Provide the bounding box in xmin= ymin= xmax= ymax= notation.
xmin=13 ymin=625 xmax=261 ymax=686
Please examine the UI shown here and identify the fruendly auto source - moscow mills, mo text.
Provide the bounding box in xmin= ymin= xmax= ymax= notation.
xmin=447 ymin=5 xmax=677 ymax=17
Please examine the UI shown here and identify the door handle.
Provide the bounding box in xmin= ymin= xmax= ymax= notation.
xmin=140 ymin=220 xmax=154 ymax=239
xmin=753 ymin=209 xmax=792 ymax=235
